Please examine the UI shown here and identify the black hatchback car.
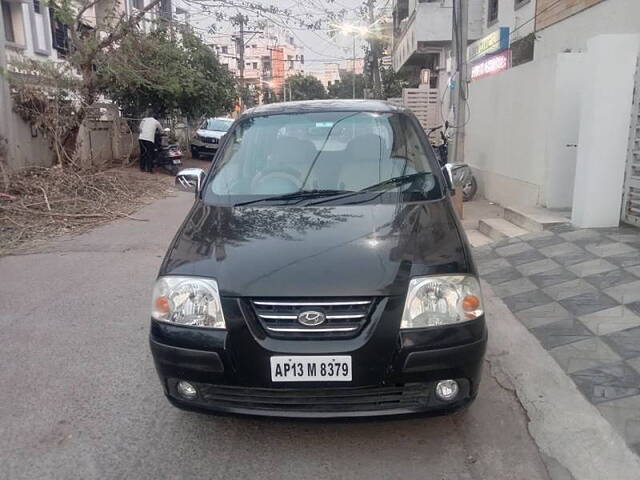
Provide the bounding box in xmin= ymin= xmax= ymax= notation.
xmin=150 ymin=100 xmax=487 ymax=418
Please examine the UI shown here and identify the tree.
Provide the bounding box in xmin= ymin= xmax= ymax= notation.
xmin=98 ymin=28 xmax=236 ymax=119
xmin=286 ymin=74 xmax=327 ymax=101
xmin=327 ymin=72 xmax=365 ymax=99
xmin=381 ymin=67 xmax=410 ymax=99
xmin=261 ymin=85 xmax=279 ymax=104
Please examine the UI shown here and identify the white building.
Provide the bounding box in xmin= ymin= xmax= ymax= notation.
xmin=464 ymin=0 xmax=640 ymax=228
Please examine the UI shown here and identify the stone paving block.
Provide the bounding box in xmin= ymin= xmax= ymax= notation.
xmin=550 ymin=337 xmax=622 ymax=374
xmin=606 ymin=252 xmax=640 ymax=268
xmin=502 ymin=289 xmax=554 ymax=313
xmin=626 ymin=301 xmax=640 ymax=317
xmin=579 ymin=306 xmax=640 ymax=336
xmin=571 ymin=363 xmax=640 ymax=404
xmin=531 ymin=317 xmax=593 ymax=349
xmin=476 ymin=257 xmax=511 ymax=275
xmin=567 ymin=258 xmax=617 ymax=278
xmin=597 ymin=394 xmax=640 ymax=445
xmin=517 ymin=230 xmax=554 ymax=242
xmin=606 ymin=233 xmax=640 ymax=244
xmin=471 ymin=246 xmax=496 ymax=261
xmin=540 ymin=242 xmax=586 ymax=259
xmin=529 ymin=268 xmax=578 ymax=288
xmin=604 ymin=280 xmax=640 ymax=304
xmin=526 ymin=235 xmax=566 ymax=249
xmin=482 ymin=267 xmax=522 ymax=285
xmin=585 ymin=242 xmax=638 ymax=258
xmin=583 ymin=269 xmax=638 ymax=290
xmin=515 ymin=258 xmax=561 ymax=276
xmin=515 ymin=302 xmax=572 ymax=329
xmin=603 ymin=326 xmax=640 ymax=359
xmin=554 ymin=250 xmax=598 ymax=267
xmin=627 ymin=357 xmax=640 ymax=374
xmin=625 ymin=265 xmax=640 ymax=278
xmin=543 ymin=279 xmax=597 ymax=301
xmin=492 ymin=237 xmax=523 ymax=248
xmin=560 ymin=229 xmax=603 ymax=243
xmin=494 ymin=242 xmax=534 ymax=257
xmin=559 ymin=291 xmax=620 ymax=317
xmin=504 ymin=249 xmax=547 ymax=266
xmin=491 ymin=277 xmax=538 ymax=298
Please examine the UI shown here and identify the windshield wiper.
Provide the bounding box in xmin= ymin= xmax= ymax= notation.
xmin=233 ymin=189 xmax=352 ymax=207
xmin=359 ymin=172 xmax=429 ymax=192
xmin=306 ymin=173 xmax=432 ymax=206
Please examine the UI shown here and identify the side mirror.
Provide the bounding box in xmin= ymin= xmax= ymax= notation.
xmin=175 ymin=168 xmax=206 ymax=197
xmin=443 ymin=163 xmax=456 ymax=195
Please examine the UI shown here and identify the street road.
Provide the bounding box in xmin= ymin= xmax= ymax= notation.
xmin=0 ymin=176 xmax=550 ymax=480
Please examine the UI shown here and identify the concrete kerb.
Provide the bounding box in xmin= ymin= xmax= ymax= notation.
xmin=482 ymin=280 xmax=640 ymax=480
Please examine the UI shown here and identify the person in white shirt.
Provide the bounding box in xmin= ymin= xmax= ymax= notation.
xmin=138 ymin=116 xmax=163 ymax=173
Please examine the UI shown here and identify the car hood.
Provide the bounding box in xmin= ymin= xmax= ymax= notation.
xmin=196 ymin=129 xmax=226 ymax=139
xmin=161 ymin=199 xmax=470 ymax=297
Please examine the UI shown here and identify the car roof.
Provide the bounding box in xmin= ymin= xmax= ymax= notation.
xmin=242 ymin=99 xmax=409 ymax=118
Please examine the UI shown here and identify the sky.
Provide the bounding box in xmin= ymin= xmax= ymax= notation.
xmin=174 ymin=0 xmax=383 ymax=72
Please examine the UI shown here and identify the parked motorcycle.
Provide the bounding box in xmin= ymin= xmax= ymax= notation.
xmin=155 ymin=128 xmax=183 ymax=176
xmin=427 ymin=122 xmax=478 ymax=202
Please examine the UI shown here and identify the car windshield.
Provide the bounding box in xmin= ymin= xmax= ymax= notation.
xmin=205 ymin=111 xmax=442 ymax=205
xmin=203 ymin=118 xmax=233 ymax=132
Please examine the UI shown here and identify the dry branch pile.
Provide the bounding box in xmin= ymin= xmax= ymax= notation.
xmin=0 ymin=166 xmax=173 ymax=255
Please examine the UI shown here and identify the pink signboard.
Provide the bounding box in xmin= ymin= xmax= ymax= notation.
xmin=470 ymin=50 xmax=511 ymax=81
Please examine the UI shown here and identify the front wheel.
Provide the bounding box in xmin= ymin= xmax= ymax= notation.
xmin=191 ymin=147 xmax=200 ymax=159
xmin=462 ymin=176 xmax=477 ymax=202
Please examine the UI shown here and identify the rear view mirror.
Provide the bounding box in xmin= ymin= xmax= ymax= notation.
xmin=175 ymin=168 xmax=206 ymax=198
xmin=443 ymin=164 xmax=456 ymax=195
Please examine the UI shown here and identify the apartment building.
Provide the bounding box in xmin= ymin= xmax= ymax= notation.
xmin=211 ymin=33 xmax=304 ymax=102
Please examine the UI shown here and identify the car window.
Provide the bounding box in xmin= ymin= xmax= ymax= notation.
xmin=205 ymin=111 xmax=441 ymax=204
xmin=203 ymin=119 xmax=233 ymax=132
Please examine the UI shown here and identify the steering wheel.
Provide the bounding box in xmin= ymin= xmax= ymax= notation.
xmin=251 ymin=166 xmax=301 ymax=194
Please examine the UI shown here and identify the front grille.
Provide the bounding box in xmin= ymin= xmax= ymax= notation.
xmin=196 ymin=383 xmax=431 ymax=413
xmin=202 ymin=136 xmax=218 ymax=144
xmin=250 ymin=298 xmax=375 ymax=338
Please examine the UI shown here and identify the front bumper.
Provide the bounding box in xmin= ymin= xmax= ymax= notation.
xmin=149 ymin=297 xmax=487 ymax=418
xmin=190 ymin=138 xmax=219 ymax=154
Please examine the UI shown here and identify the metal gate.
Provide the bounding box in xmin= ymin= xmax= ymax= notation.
xmin=622 ymin=56 xmax=640 ymax=226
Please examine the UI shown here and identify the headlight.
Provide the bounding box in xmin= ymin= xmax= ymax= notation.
xmin=151 ymin=276 xmax=225 ymax=328
xmin=400 ymin=275 xmax=483 ymax=329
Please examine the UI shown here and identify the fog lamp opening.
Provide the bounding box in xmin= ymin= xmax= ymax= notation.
xmin=435 ymin=379 xmax=459 ymax=401
xmin=177 ymin=380 xmax=198 ymax=400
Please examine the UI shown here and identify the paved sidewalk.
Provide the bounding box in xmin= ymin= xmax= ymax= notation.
xmin=474 ymin=223 xmax=640 ymax=454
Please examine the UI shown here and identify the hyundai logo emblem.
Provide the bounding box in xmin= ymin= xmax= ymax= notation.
xmin=297 ymin=310 xmax=326 ymax=327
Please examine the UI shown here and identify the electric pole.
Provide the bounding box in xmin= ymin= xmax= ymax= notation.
xmin=234 ymin=14 xmax=246 ymax=110
xmin=352 ymin=34 xmax=356 ymax=99
xmin=449 ymin=0 xmax=468 ymax=165
xmin=366 ymin=0 xmax=382 ymax=98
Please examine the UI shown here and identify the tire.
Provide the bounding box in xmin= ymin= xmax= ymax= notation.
xmin=462 ymin=176 xmax=477 ymax=202
xmin=191 ymin=147 xmax=200 ymax=159
xmin=167 ymin=164 xmax=180 ymax=176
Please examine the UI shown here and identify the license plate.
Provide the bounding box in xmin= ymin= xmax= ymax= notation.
xmin=270 ymin=356 xmax=352 ymax=382
xmin=172 ymin=159 xmax=181 ymax=164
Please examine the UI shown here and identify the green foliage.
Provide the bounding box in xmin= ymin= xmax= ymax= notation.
xmin=327 ymin=72 xmax=365 ymax=99
xmin=97 ymin=28 xmax=237 ymax=119
xmin=239 ymin=84 xmax=259 ymax=109
xmin=261 ymin=85 xmax=279 ymax=104
xmin=286 ymin=74 xmax=327 ymax=101
xmin=380 ymin=67 xmax=410 ymax=99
